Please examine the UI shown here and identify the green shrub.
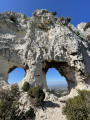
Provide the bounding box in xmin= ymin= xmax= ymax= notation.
xmin=0 ymin=93 xmax=20 ymax=120
xmin=25 ymin=107 xmax=36 ymax=120
xmin=63 ymin=90 xmax=90 ymax=120
xmin=84 ymin=22 xmax=90 ymax=31
xmin=28 ymin=86 xmax=45 ymax=107
xmin=0 ymin=100 xmax=11 ymax=120
xmin=52 ymin=11 xmax=57 ymax=15
xmin=87 ymin=35 xmax=90 ymax=41
xmin=59 ymin=16 xmax=64 ymax=22
xmin=0 ymin=89 xmax=11 ymax=101
xmin=11 ymin=84 xmax=20 ymax=101
xmin=0 ymin=86 xmax=36 ymax=120
xmin=0 ymin=85 xmax=20 ymax=120
xmin=65 ymin=16 xmax=71 ymax=25
xmin=22 ymin=81 xmax=30 ymax=91
xmin=17 ymin=107 xmax=35 ymax=120
xmin=0 ymin=100 xmax=36 ymax=120
xmin=75 ymin=31 xmax=80 ymax=36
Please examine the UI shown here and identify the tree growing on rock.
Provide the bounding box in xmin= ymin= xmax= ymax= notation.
xmin=27 ymin=86 xmax=45 ymax=107
xmin=59 ymin=16 xmax=64 ymax=22
xmin=22 ymin=81 xmax=30 ymax=92
xmin=52 ymin=11 xmax=57 ymax=16
xmin=83 ymin=22 xmax=90 ymax=31
xmin=65 ymin=16 xmax=71 ymax=25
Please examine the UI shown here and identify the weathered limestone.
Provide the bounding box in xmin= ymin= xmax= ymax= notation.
xmin=0 ymin=9 xmax=90 ymax=95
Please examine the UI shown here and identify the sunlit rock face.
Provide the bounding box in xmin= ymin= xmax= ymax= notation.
xmin=0 ymin=9 xmax=90 ymax=94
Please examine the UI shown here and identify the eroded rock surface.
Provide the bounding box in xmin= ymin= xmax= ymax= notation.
xmin=0 ymin=9 xmax=90 ymax=94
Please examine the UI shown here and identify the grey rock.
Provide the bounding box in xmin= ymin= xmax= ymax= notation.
xmin=0 ymin=9 xmax=90 ymax=96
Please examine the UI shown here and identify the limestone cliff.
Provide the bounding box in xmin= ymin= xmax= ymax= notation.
xmin=0 ymin=9 xmax=90 ymax=95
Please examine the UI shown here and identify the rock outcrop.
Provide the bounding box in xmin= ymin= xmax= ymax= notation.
xmin=0 ymin=9 xmax=90 ymax=95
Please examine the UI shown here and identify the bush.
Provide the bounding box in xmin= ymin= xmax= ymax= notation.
xmin=84 ymin=22 xmax=90 ymax=31
xmin=59 ymin=16 xmax=64 ymax=22
xmin=0 ymin=85 xmax=36 ymax=120
xmin=75 ymin=31 xmax=80 ymax=36
xmin=22 ymin=82 xmax=30 ymax=91
xmin=0 ymin=100 xmax=11 ymax=120
xmin=52 ymin=11 xmax=57 ymax=15
xmin=0 ymin=89 xmax=11 ymax=101
xmin=0 ymin=85 xmax=20 ymax=120
xmin=65 ymin=16 xmax=71 ymax=25
xmin=0 ymin=89 xmax=20 ymax=120
xmin=63 ymin=90 xmax=90 ymax=120
xmin=11 ymin=84 xmax=20 ymax=101
xmin=25 ymin=107 xmax=36 ymax=120
xmin=28 ymin=86 xmax=45 ymax=107
xmin=87 ymin=35 xmax=90 ymax=41
xmin=0 ymin=100 xmax=35 ymax=120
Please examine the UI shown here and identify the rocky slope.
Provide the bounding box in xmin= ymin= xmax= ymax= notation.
xmin=0 ymin=9 xmax=90 ymax=120
xmin=0 ymin=9 xmax=90 ymax=93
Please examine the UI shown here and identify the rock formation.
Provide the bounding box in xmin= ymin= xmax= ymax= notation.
xmin=0 ymin=9 xmax=90 ymax=95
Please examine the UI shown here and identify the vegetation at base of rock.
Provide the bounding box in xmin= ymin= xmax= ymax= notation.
xmin=25 ymin=107 xmax=36 ymax=120
xmin=87 ymin=35 xmax=90 ymax=41
xmin=83 ymin=22 xmax=90 ymax=31
xmin=52 ymin=11 xmax=57 ymax=15
xmin=22 ymin=81 xmax=30 ymax=91
xmin=0 ymin=100 xmax=11 ymax=120
xmin=0 ymin=84 xmax=36 ymax=120
xmin=65 ymin=16 xmax=71 ymax=25
xmin=18 ymin=107 xmax=35 ymax=120
xmin=0 ymin=89 xmax=11 ymax=101
xmin=0 ymin=86 xmax=20 ymax=120
xmin=11 ymin=84 xmax=19 ymax=95
xmin=75 ymin=31 xmax=80 ymax=36
xmin=63 ymin=90 xmax=90 ymax=120
xmin=9 ymin=15 xmax=16 ymax=23
xmin=10 ymin=84 xmax=20 ymax=101
xmin=27 ymin=86 xmax=45 ymax=107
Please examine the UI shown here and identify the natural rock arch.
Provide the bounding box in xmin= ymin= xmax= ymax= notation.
xmin=43 ymin=61 xmax=76 ymax=91
xmin=8 ymin=67 xmax=26 ymax=84
xmin=46 ymin=67 xmax=68 ymax=89
xmin=0 ymin=9 xmax=90 ymax=95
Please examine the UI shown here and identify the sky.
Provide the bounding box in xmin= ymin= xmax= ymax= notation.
xmin=0 ymin=0 xmax=90 ymax=26
xmin=8 ymin=68 xmax=25 ymax=84
xmin=1 ymin=0 xmax=89 ymax=86
xmin=46 ymin=68 xmax=67 ymax=87
xmin=8 ymin=68 xmax=67 ymax=87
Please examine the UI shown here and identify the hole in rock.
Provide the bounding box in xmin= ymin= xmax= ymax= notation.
xmin=8 ymin=67 xmax=25 ymax=84
xmin=46 ymin=68 xmax=69 ymax=97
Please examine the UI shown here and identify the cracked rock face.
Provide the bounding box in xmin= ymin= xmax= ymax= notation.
xmin=0 ymin=9 xmax=90 ymax=94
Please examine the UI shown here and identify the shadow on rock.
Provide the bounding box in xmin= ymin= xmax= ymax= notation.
xmin=43 ymin=101 xmax=60 ymax=109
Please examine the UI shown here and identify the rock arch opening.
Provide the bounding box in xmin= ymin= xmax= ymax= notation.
xmin=43 ymin=61 xmax=77 ymax=93
xmin=8 ymin=67 xmax=25 ymax=84
xmin=46 ymin=68 xmax=69 ymax=97
xmin=46 ymin=68 xmax=68 ymax=90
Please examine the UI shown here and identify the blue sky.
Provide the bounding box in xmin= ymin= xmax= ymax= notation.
xmin=1 ymin=0 xmax=89 ymax=85
xmin=0 ymin=0 xmax=90 ymax=26
xmin=8 ymin=68 xmax=67 ymax=87
xmin=8 ymin=68 xmax=25 ymax=84
xmin=46 ymin=68 xmax=67 ymax=86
